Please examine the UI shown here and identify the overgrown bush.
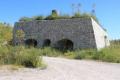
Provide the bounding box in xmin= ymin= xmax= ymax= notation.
xmin=19 ymin=17 xmax=33 ymax=22
xmin=41 ymin=47 xmax=62 ymax=57
xmin=0 ymin=23 xmax=12 ymax=45
xmin=64 ymin=49 xmax=97 ymax=59
xmin=56 ymin=14 xmax=71 ymax=19
xmin=76 ymin=49 xmax=97 ymax=59
xmin=72 ymin=12 xmax=99 ymax=23
xmin=39 ymin=46 xmax=120 ymax=63
xmin=0 ymin=46 xmax=43 ymax=68
xmin=64 ymin=46 xmax=120 ymax=63
xmin=45 ymin=10 xmax=59 ymax=20
xmin=0 ymin=23 xmax=44 ymax=68
xmin=64 ymin=51 xmax=76 ymax=59
xmin=72 ymin=12 xmax=81 ymax=18
xmin=33 ymin=16 xmax=44 ymax=20
xmin=96 ymin=47 xmax=120 ymax=63
xmin=15 ymin=47 xmax=43 ymax=67
xmin=18 ymin=10 xmax=99 ymax=22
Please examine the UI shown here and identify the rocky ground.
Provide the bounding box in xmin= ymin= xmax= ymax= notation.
xmin=0 ymin=57 xmax=120 ymax=80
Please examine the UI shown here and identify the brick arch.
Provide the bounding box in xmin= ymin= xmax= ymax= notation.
xmin=43 ymin=39 xmax=51 ymax=47
xmin=55 ymin=39 xmax=74 ymax=50
xmin=25 ymin=39 xmax=37 ymax=47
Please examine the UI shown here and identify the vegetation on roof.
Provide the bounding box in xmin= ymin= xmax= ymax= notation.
xmin=19 ymin=10 xmax=99 ymax=23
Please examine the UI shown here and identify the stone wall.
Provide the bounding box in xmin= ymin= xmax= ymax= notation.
xmin=13 ymin=18 xmax=109 ymax=50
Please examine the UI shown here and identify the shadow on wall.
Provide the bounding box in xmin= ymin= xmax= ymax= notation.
xmin=55 ymin=39 xmax=73 ymax=51
xmin=25 ymin=39 xmax=37 ymax=47
xmin=24 ymin=38 xmax=74 ymax=51
xmin=43 ymin=39 xmax=51 ymax=47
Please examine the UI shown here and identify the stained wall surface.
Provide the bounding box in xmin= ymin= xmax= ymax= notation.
xmin=13 ymin=18 xmax=109 ymax=50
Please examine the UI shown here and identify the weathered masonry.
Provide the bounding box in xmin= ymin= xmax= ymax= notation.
xmin=13 ymin=18 xmax=110 ymax=50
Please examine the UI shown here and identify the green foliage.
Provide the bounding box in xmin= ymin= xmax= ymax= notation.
xmin=45 ymin=14 xmax=58 ymax=20
xmin=96 ymin=47 xmax=120 ymax=63
xmin=0 ymin=23 xmax=12 ymax=45
xmin=64 ymin=49 xmax=97 ymax=59
xmin=64 ymin=46 xmax=120 ymax=63
xmin=0 ymin=46 xmax=43 ymax=68
xmin=64 ymin=51 xmax=76 ymax=59
xmin=72 ymin=12 xmax=81 ymax=18
xmin=33 ymin=16 xmax=44 ymax=20
xmin=45 ymin=15 xmax=56 ymax=20
xmin=19 ymin=10 xmax=99 ymax=22
xmin=0 ymin=23 xmax=44 ymax=68
xmin=72 ymin=12 xmax=99 ymax=23
xmin=58 ymin=14 xmax=71 ymax=19
xmin=16 ymin=29 xmax=25 ymax=39
xmin=51 ymin=10 xmax=58 ymax=17
xmin=19 ymin=17 xmax=33 ymax=22
xmin=75 ymin=49 xmax=97 ymax=59
xmin=45 ymin=10 xmax=59 ymax=20
xmin=41 ymin=47 xmax=62 ymax=57
xmin=15 ymin=47 xmax=43 ymax=67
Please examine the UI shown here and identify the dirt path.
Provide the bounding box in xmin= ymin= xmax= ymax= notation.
xmin=0 ymin=57 xmax=120 ymax=80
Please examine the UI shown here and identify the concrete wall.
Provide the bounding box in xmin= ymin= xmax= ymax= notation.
xmin=91 ymin=18 xmax=110 ymax=50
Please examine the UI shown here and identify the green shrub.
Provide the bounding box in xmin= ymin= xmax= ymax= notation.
xmin=76 ymin=48 xmax=120 ymax=63
xmin=0 ymin=23 xmax=12 ymax=45
xmin=63 ymin=47 xmax=120 ymax=63
xmin=18 ymin=10 xmax=99 ymax=23
xmin=15 ymin=47 xmax=43 ymax=68
xmin=97 ymin=47 xmax=120 ymax=63
xmin=33 ymin=16 xmax=44 ymax=20
xmin=19 ymin=17 xmax=32 ymax=22
xmin=0 ymin=46 xmax=43 ymax=68
xmin=58 ymin=14 xmax=71 ymax=19
xmin=72 ymin=49 xmax=96 ymax=59
xmin=42 ymin=47 xmax=62 ymax=57
xmin=64 ymin=51 xmax=76 ymax=59
xmin=72 ymin=12 xmax=81 ymax=18
xmin=72 ymin=13 xmax=99 ymax=23
xmin=0 ymin=46 xmax=9 ymax=64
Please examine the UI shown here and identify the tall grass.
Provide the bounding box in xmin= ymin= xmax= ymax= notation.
xmin=96 ymin=47 xmax=120 ymax=63
xmin=41 ymin=47 xmax=63 ymax=57
xmin=0 ymin=46 xmax=43 ymax=68
xmin=64 ymin=46 xmax=120 ymax=63
xmin=37 ymin=45 xmax=120 ymax=63
xmin=0 ymin=44 xmax=120 ymax=68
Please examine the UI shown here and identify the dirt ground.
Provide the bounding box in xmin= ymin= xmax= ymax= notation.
xmin=0 ymin=57 xmax=120 ymax=80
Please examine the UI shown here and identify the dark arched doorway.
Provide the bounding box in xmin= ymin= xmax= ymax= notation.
xmin=56 ymin=39 xmax=73 ymax=50
xmin=25 ymin=39 xmax=37 ymax=47
xmin=43 ymin=39 xmax=51 ymax=47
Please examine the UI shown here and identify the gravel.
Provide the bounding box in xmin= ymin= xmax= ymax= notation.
xmin=0 ymin=57 xmax=120 ymax=80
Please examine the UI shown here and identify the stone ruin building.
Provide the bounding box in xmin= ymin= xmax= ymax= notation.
xmin=13 ymin=17 xmax=110 ymax=50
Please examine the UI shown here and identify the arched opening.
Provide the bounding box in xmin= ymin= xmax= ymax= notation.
xmin=25 ymin=39 xmax=37 ymax=47
xmin=43 ymin=39 xmax=51 ymax=47
xmin=56 ymin=39 xmax=73 ymax=51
